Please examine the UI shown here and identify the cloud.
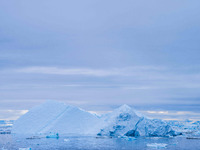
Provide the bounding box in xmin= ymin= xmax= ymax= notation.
xmin=14 ymin=66 xmax=124 ymax=76
xmin=11 ymin=65 xmax=200 ymax=81
xmin=0 ymin=110 xmax=28 ymax=120
xmin=147 ymin=111 xmax=169 ymax=114
xmin=2 ymin=66 xmax=200 ymax=90
xmin=10 ymin=66 xmax=165 ymax=77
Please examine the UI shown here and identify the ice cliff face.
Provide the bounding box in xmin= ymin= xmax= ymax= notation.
xmin=98 ymin=105 xmax=180 ymax=137
xmin=133 ymin=118 xmax=178 ymax=137
xmin=12 ymin=101 xmax=100 ymax=135
xmin=97 ymin=104 xmax=140 ymax=137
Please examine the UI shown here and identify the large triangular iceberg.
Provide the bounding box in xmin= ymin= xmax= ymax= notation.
xmin=12 ymin=100 xmax=100 ymax=135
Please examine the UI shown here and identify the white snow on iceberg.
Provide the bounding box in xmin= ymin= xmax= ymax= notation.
xmin=12 ymin=100 xmax=100 ymax=135
xmin=12 ymin=101 xmax=184 ymax=137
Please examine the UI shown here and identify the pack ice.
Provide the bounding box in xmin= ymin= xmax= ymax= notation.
xmin=12 ymin=101 xmax=100 ymax=135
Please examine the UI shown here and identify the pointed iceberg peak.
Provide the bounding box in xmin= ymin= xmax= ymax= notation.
xmin=41 ymin=100 xmax=78 ymax=110
xmin=110 ymin=104 xmax=137 ymax=117
xmin=112 ymin=104 xmax=141 ymax=118
xmin=120 ymin=104 xmax=131 ymax=109
xmin=117 ymin=104 xmax=132 ymax=111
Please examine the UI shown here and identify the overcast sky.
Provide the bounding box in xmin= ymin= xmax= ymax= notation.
xmin=0 ymin=0 xmax=200 ymax=120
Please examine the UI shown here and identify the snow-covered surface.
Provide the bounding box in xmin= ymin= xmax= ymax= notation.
xmin=12 ymin=101 xmax=200 ymax=138
xmin=12 ymin=100 xmax=100 ymax=135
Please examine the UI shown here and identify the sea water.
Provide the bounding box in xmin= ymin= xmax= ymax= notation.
xmin=0 ymin=135 xmax=200 ymax=150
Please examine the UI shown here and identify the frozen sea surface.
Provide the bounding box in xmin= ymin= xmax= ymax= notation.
xmin=1 ymin=135 xmax=200 ymax=150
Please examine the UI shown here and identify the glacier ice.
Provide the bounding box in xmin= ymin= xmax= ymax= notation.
xmin=97 ymin=105 xmax=180 ymax=137
xmin=134 ymin=118 xmax=179 ymax=137
xmin=18 ymin=148 xmax=31 ymax=150
xmin=12 ymin=101 xmax=198 ymax=138
xmin=97 ymin=104 xmax=140 ymax=137
xmin=12 ymin=100 xmax=100 ymax=135
xmin=46 ymin=133 xmax=59 ymax=139
xmin=167 ymin=120 xmax=200 ymax=136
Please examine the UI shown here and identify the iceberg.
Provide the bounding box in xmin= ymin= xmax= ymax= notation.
xmin=12 ymin=100 xmax=100 ymax=135
xmin=46 ymin=133 xmax=59 ymax=139
xmin=18 ymin=148 xmax=31 ymax=150
xmin=64 ymin=139 xmax=70 ymax=142
xmin=193 ymin=121 xmax=200 ymax=125
xmin=134 ymin=118 xmax=179 ymax=137
xmin=167 ymin=120 xmax=200 ymax=135
xmin=121 ymin=136 xmax=137 ymax=141
xmin=97 ymin=105 xmax=180 ymax=137
xmin=12 ymin=101 xmax=184 ymax=138
xmin=97 ymin=104 xmax=140 ymax=137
